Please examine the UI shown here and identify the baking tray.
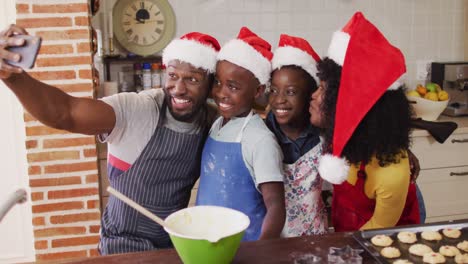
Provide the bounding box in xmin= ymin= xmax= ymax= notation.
xmin=352 ymin=219 xmax=468 ymax=264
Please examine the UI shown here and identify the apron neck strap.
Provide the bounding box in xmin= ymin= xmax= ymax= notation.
xmin=235 ymin=110 xmax=254 ymax=142
xmin=210 ymin=110 xmax=255 ymax=143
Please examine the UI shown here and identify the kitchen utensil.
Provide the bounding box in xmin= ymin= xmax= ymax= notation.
xmin=0 ymin=189 xmax=27 ymax=222
xmin=108 ymin=187 xmax=250 ymax=263
xmin=107 ymin=186 xmax=168 ymax=229
xmin=164 ymin=205 xmax=250 ymax=264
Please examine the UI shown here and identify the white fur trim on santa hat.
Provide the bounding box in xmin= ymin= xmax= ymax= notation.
xmin=327 ymin=31 xmax=350 ymax=66
xmin=272 ymin=46 xmax=319 ymax=83
xmin=163 ymin=38 xmax=218 ymax=73
xmin=318 ymin=154 xmax=350 ymax=184
xmin=387 ymin=73 xmax=406 ymax=90
xmin=217 ymin=39 xmax=271 ymax=85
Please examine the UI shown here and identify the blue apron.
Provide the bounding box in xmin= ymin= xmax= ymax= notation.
xmin=99 ymin=103 xmax=206 ymax=255
xmin=196 ymin=112 xmax=266 ymax=241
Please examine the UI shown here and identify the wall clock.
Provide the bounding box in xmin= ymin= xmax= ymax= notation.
xmin=113 ymin=0 xmax=176 ymax=56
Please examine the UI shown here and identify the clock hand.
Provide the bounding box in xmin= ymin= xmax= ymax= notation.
xmin=135 ymin=8 xmax=150 ymax=24
xmin=132 ymin=17 xmax=161 ymax=23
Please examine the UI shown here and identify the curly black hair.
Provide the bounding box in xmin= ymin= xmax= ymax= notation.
xmin=317 ymin=58 xmax=413 ymax=166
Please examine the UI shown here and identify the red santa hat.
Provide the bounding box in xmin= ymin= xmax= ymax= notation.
xmin=162 ymin=32 xmax=220 ymax=73
xmin=272 ymin=34 xmax=321 ymax=83
xmin=318 ymin=12 xmax=407 ymax=184
xmin=217 ymin=27 xmax=273 ymax=85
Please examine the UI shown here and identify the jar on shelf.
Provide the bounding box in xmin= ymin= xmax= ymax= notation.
xmin=142 ymin=63 xmax=152 ymax=90
xmin=160 ymin=64 xmax=166 ymax=88
xmin=151 ymin=63 xmax=162 ymax=89
xmin=133 ymin=63 xmax=143 ymax=92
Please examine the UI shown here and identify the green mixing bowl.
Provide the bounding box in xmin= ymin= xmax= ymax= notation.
xmin=164 ymin=206 xmax=250 ymax=264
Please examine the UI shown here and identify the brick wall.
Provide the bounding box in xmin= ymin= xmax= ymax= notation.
xmin=16 ymin=0 xmax=101 ymax=261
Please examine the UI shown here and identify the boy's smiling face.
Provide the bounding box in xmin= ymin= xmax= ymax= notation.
xmin=269 ymin=67 xmax=312 ymax=128
xmin=213 ymin=60 xmax=263 ymax=122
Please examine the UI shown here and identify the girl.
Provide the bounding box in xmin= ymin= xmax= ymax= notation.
xmin=266 ymin=34 xmax=327 ymax=237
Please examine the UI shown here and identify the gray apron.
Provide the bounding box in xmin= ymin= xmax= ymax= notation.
xmin=99 ymin=103 xmax=206 ymax=255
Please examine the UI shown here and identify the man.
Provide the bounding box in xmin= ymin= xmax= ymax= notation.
xmin=0 ymin=25 xmax=220 ymax=254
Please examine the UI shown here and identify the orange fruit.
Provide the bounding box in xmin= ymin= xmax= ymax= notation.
xmin=416 ymin=84 xmax=427 ymax=96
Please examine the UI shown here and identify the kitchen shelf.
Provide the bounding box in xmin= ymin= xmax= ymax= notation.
xmin=102 ymin=55 xmax=162 ymax=81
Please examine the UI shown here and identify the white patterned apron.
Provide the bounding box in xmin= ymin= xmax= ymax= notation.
xmin=281 ymin=142 xmax=328 ymax=237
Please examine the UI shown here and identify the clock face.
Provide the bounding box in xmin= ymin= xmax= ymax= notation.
xmin=113 ymin=0 xmax=176 ymax=56
xmin=122 ymin=0 xmax=164 ymax=46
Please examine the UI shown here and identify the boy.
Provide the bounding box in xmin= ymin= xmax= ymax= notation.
xmin=196 ymin=27 xmax=285 ymax=241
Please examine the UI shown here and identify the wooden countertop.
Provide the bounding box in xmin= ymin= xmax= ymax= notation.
xmin=55 ymin=232 xmax=375 ymax=264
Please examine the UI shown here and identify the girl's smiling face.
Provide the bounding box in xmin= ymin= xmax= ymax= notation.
xmin=269 ymin=67 xmax=314 ymax=128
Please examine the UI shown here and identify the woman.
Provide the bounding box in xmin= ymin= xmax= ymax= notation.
xmin=310 ymin=12 xmax=420 ymax=231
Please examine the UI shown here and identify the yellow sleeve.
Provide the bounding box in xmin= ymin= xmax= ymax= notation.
xmin=360 ymin=154 xmax=411 ymax=230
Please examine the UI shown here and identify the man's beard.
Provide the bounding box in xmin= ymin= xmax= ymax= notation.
xmin=163 ymin=90 xmax=202 ymax=123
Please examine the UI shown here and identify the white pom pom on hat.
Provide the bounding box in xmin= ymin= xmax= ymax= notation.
xmin=318 ymin=154 xmax=350 ymax=185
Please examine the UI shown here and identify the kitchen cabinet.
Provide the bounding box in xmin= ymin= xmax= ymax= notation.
xmin=411 ymin=116 xmax=468 ymax=223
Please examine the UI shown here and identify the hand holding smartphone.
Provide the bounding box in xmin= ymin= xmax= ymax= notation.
xmin=5 ymin=35 xmax=41 ymax=69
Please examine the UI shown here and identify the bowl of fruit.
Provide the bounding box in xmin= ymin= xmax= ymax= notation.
xmin=406 ymin=83 xmax=449 ymax=121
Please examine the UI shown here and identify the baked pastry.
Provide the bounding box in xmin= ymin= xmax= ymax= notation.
xmin=381 ymin=247 xmax=401 ymax=258
xmin=422 ymin=252 xmax=446 ymax=263
xmin=458 ymin=241 xmax=468 ymax=252
xmin=409 ymin=243 xmax=433 ymax=256
xmin=439 ymin=245 xmax=461 ymax=257
xmin=397 ymin=231 xmax=417 ymax=244
xmin=393 ymin=260 xmax=413 ymax=264
xmin=421 ymin=231 xmax=443 ymax=241
xmin=442 ymin=228 xmax=462 ymax=239
xmin=371 ymin=234 xmax=393 ymax=247
xmin=455 ymin=253 xmax=468 ymax=264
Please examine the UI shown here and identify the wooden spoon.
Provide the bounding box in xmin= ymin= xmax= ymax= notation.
xmin=107 ymin=187 xmax=168 ymax=229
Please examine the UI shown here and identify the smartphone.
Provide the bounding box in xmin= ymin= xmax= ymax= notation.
xmin=5 ymin=35 xmax=42 ymax=69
